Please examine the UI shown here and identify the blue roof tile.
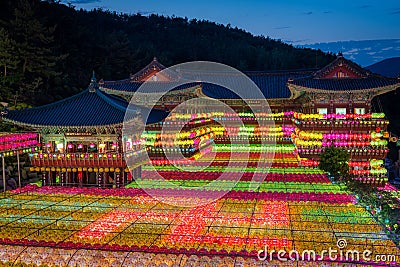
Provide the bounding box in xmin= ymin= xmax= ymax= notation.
xmin=3 ymin=89 xmax=167 ymax=127
xmin=289 ymin=77 xmax=400 ymax=91
xmin=100 ymin=70 xmax=315 ymax=99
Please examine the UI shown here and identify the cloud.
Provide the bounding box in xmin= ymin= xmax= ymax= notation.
xmin=137 ymin=10 xmax=156 ymax=15
xmin=303 ymin=11 xmax=313 ymax=15
xmin=286 ymin=39 xmax=311 ymax=45
xmin=67 ymin=0 xmax=102 ymax=3
xmin=343 ymin=48 xmax=359 ymax=55
xmin=390 ymin=8 xmax=400 ymax=15
xmin=381 ymin=47 xmax=394 ymax=51
xmin=323 ymin=11 xmax=332 ymax=14
xmin=273 ymin=26 xmax=291 ymax=30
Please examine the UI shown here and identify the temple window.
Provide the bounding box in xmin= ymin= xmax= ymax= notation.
xmin=335 ymin=108 xmax=346 ymax=115
xmin=354 ymin=108 xmax=365 ymax=114
xmin=99 ymin=143 xmax=106 ymax=153
xmin=317 ymin=108 xmax=328 ymax=115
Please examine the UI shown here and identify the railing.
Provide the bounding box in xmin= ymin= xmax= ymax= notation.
xmin=30 ymin=153 xmax=126 ymax=168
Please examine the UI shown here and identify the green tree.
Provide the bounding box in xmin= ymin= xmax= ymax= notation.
xmin=0 ymin=27 xmax=20 ymax=102
xmin=318 ymin=145 xmax=350 ymax=180
xmin=9 ymin=0 xmax=62 ymax=100
xmin=0 ymin=27 xmax=19 ymax=79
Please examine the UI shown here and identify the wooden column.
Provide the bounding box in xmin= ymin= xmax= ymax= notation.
xmin=2 ymin=155 xmax=6 ymax=194
xmin=60 ymin=172 xmax=66 ymax=187
xmin=42 ymin=172 xmax=49 ymax=186
xmin=115 ymin=172 xmax=122 ymax=188
xmin=17 ymin=152 xmax=21 ymax=191
xmin=97 ymin=172 xmax=104 ymax=189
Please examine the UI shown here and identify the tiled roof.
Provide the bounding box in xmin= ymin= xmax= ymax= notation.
xmin=130 ymin=57 xmax=167 ymax=81
xmin=100 ymin=56 xmax=400 ymax=99
xmin=289 ymin=77 xmax=400 ymax=91
xmin=3 ymin=89 xmax=167 ymax=127
xmin=313 ymin=54 xmax=370 ymax=78
xmin=201 ymin=70 xmax=315 ymax=99
xmin=100 ymin=81 xmax=199 ymax=94
xmin=101 ymin=70 xmax=315 ymax=99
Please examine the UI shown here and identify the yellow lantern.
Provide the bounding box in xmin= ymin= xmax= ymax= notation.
xmin=115 ymin=168 xmax=120 ymax=173
xmin=45 ymin=167 xmax=50 ymax=171
xmin=72 ymin=168 xmax=77 ymax=172
xmin=94 ymin=168 xmax=98 ymax=172
xmin=51 ymin=167 xmax=55 ymax=171
xmin=62 ymin=168 xmax=66 ymax=172
xmin=110 ymin=167 xmax=115 ymax=172
xmin=56 ymin=168 xmax=61 ymax=172
xmin=104 ymin=168 xmax=109 ymax=172
xmin=88 ymin=168 xmax=93 ymax=172
xmin=99 ymin=168 xmax=104 ymax=172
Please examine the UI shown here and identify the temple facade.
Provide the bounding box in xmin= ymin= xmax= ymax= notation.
xmin=2 ymin=74 xmax=166 ymax=188
xmin=2 ymin=55 xmax=400 ymax=187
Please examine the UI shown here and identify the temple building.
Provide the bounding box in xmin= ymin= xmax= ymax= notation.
xmin=2 ymin=54 xmax=400 ymax=187
xmin=2 ymin=74 xmax=166 ymax=187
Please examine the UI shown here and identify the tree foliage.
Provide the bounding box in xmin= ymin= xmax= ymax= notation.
xmin=318 ymin=145 xmax=350 ymax=180
xmin=344 ymin=178 xmax=400 ymax=243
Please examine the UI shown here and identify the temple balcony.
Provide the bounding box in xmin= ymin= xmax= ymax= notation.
xmin=29 ymin=151 xmax=149 ymax=168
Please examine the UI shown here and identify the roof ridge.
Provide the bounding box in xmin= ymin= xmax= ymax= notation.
xmin=130 ymin=58 xmax=167 ymax=81
xmin=94 ymin=89 xmax=130 ymax=113
xmin=313 ymin=56 xmax=370 ymax=78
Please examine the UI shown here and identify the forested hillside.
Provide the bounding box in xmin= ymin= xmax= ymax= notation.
xmin=0 ymin=0 xmax=335 ymax=106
